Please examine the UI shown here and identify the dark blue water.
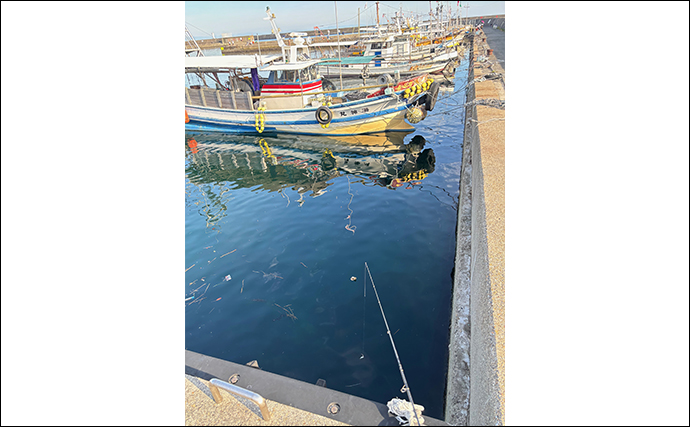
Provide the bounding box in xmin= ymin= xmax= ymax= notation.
xmin=185 ymin=57 xmax=468 ymax=419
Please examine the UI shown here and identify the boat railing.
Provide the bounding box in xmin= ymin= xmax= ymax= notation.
xmin=251 ymin=82 xmax=392 ymax=100
xmin=186 ymin=76 xmax=426 ymax=105
xmin=185 ymin=87 xmax=254 ymax=110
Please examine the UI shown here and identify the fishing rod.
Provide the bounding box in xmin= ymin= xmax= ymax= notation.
xmin=364 ymin=262 xmax=422 ymax=426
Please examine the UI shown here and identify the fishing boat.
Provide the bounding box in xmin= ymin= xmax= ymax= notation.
xmin=311 ymin=7 xmax=464 ymax=83
xmin=313 ymin=29 xmax=461 ymax=82
xmin=184 ymin=8 xmax=439 ymax=136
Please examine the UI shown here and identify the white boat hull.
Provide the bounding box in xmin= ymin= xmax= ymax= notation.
xmin=185 ymin=92 xmax=425 ymax=136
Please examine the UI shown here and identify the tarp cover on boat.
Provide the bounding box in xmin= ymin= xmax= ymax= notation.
xmin=185 ymin=54 xmax=282 ymax=70
xmin=319 ymin=55 xmax=378 ymax=65
xmin=309 ymin=40 xmax=359 ymax=47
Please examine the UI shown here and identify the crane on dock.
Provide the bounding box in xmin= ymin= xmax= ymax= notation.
xmin=313 ymin=26 xmax=326 ymax=41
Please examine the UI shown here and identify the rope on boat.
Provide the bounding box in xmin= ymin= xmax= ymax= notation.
xmin=364 ymin=262 xmax=421 ymax=427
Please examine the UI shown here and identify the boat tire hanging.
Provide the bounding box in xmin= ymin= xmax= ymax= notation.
xmin=321 ymin=78 xmax=337 ymax=93
xmin=237 ymin=78 xmax=255 ymax=97
xmin=377 ymin=73 xmax=394 ymax=85
xmin=425 ymin=81 xmax=440 ymax=112
xmin=315 ymin=106 xmax=333 ymax=125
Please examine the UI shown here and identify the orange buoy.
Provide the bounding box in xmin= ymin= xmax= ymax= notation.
xmin=185 ymin=110 xmax=189 ymax=123
xmin=187 ymin=139 xmax=198 ymax=154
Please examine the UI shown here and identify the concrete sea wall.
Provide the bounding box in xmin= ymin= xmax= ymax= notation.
xmin=446 ymin=31 xmax=505 ymax=426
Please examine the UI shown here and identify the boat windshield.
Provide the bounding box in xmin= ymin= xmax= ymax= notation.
xmin=299 ymin=64 xmax=319 ymax=82
xmin=272 ymin=65 xmax=318 ymax=83
xmin=274 ymin=70 xmax=297 ymax=83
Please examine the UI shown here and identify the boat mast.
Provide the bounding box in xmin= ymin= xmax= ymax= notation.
xmin=264 ymin=7 xmax=287 ymax=62
xmin=358 ymin=7 xmax=360 ymax=37
xmin=428 ymin=1 xmax=433 ymax=40
xmin=335 ymin=1 xmax=343 ymax=91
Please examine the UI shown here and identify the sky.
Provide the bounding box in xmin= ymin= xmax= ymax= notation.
xmin=185 ymin=1 xmax=505 ymax=40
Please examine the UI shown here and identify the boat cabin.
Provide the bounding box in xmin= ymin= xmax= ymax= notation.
xmin=185 ymin=54 xmax=282 ymax=110
xmin=260 ymin=60 xmax=324 ymax=110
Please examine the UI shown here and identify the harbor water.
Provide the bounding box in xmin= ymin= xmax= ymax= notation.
xmin=185 ymin=54 xmax=468 ymax=419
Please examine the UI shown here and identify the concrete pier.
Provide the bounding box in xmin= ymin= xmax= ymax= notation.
xmin=185 ymin=350 xmax=448 ymax=426
xmin=445 ymin=29 xmax=505 ymax=426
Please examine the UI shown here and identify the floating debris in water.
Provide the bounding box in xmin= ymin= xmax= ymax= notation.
xmin=254 ymin=270 xmax=283 ymax=281
xmin=191 ymin=282 xmax=207 ymax=293
xmin=215 ymin=297 xmax=222 ymax=302
xmin=220 ymin=249 xmax=237 ymax=258
xmin=274 ymin=303 xmax=298 ymax=321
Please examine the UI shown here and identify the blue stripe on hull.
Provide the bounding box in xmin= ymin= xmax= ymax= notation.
xmin=185 ymin=122 xmax=259 ymax=134
xmin=187 ymin=101 xmax=416 ymax=129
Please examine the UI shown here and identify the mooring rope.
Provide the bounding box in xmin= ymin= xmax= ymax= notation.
xmin=364 ymin=262 xmax=421 ymax=426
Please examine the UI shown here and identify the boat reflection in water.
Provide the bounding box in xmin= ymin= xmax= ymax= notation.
xmin=185 ymin=132 xmax=436 ymax=205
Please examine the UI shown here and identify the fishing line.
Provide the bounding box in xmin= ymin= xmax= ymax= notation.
xmin=361 ymin=262 xmax=366 ymax=359
xmin=364 ymin=262 xmax=421 ymax=426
